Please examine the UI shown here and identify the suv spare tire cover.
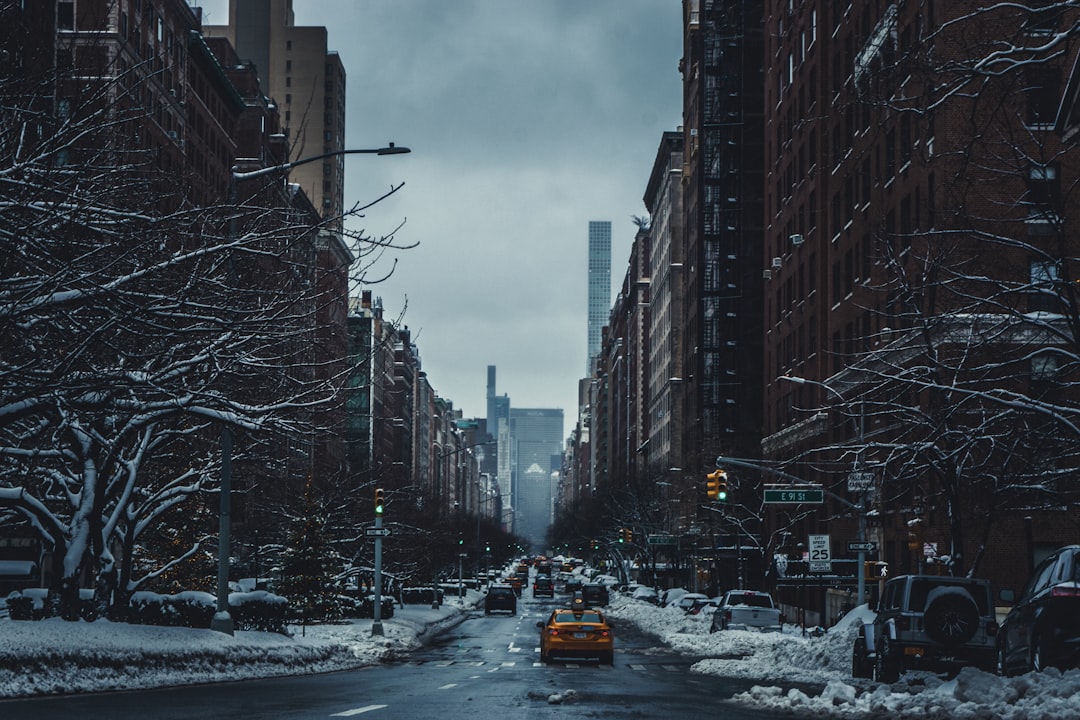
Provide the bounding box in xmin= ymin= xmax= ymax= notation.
xmin=923 ymin=587 xmax=979 ymax=646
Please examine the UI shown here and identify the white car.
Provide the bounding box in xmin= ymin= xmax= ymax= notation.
xmin=660 ymin=587 xmax=690 ymax=607
xmin=674 ymin=592 xmax=711 ymax=613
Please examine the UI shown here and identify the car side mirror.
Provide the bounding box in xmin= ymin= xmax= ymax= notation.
xmin=536 ymin=621 xmax=544 ymax=629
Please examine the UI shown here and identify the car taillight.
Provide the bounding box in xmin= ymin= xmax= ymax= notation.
xmin=1051 ymin=586 xmax=1080 ymax=598
xmin=600 ymin=630 xmax=609 ymax=637
xmin=548 ymin=629 xmax=559 ymax=636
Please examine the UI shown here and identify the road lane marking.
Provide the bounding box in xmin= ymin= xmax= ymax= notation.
xmin=661 ymin=664 xmax=681 ymax=671
xmin=629 ymin=664 xmax=646 ymax=670
xmin=438 ymin=683 xmax=458 ymax=690
xmin=331 ymin=705 xmax=387 ymax=716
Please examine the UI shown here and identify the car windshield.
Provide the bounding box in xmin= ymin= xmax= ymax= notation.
xmin=555 ymin=612 xmax=602 ymax=624
xmin=730 ymin=593 xmax=771 ymax=608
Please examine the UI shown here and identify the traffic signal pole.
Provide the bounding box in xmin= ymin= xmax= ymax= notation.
xmin=372 ymin=489 xmax=385 ymax=636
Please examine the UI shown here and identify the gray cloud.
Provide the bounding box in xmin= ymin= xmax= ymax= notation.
xmin=201 ymin=0 xmax=683 ymax=436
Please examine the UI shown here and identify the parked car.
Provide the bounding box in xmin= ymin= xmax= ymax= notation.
xmin=710 ymin=590 xmax=783 ymax=632
xmin=533 ymin=575 xmax=555 ymax=598
xmin=660 ymin=587 xmax=690 ymax=608
xmin=484 ymin=584 xmax=517 ymax=615
xmin=582 ymin=582 xmax=609 ymax=607
xmin=674 ymin=592 xmax=711 ymax=613
xmin=565 ymin=577 xmax=584 ymax=594
xmin=631 ymin=586 xmax=659 ymax=604
xmin=997 ymin=544 xmax=1080 ymax=676
xmin=852 ymin=574 xmax=998 ymax=682
xmin=537 ymin=607 xmax=614 ymax=665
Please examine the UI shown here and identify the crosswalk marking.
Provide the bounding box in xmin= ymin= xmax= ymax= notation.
xmin=628 ymin=663 xmax=647 ymax=670
xmin=331 ymin=705 xmax=387 ymax=716
xmin=661 ymin=664 xmax=681 ymax=671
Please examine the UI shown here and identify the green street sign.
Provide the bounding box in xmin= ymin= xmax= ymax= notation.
xmin=647 ymin=535 xmax=678 ymax=546
xmin=763 ymin=488 xmax=824 ymax=504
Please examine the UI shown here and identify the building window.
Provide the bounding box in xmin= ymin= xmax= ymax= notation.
xmin=1026 ymin=68 xmax=1061 ymax=127
xmin=58 ymin=1 xmax=74 ymax=30
xmin=1032 ymin=354 xmax=1058 ymax=380
xmin=1026 ymin=165 xmax=1059 ymax=216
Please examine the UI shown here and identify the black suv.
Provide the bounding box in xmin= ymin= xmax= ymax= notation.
xmin=484 ymin=584 xmax=517 ymax=615
xmin=998 ymin=544 xmax=1080 ymax=676
xmin=582 ymin=582 xmax=609 ymax=607
xmin=852 ymin=574 xmax=998 ymax=682
xmin=533 ymin=575 xmax=555 ymax=598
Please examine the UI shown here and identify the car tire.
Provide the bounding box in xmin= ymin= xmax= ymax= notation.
xmin=923 ymin=592 xmax=979 ymax=646
xmin=600 ymin=651 xmax=614 ymax=666
xmin=876 ymin=637 xmax=902 ymax=684
xmin=852 ymin=637 xmax=873 ymax=679
xmin=1032 ymin=632 xmax=1049 ymax=672
xmin=997 ymin=639 xmax=1009 ymax=677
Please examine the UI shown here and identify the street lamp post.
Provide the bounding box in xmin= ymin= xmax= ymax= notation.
xmin=777 ymin=374 xmax=869 ymax=607
xmin=212 ymin=143 xmax=410 ymax=636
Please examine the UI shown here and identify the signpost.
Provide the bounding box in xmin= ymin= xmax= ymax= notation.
xmin=364 ymin=528 xmax=392 ymax=537
xmin=763 ymin=488 xmax=824 ymax=503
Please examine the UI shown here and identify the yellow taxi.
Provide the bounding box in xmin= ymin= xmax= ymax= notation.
xmin=536 ymin=607 xmax=614 ymax=665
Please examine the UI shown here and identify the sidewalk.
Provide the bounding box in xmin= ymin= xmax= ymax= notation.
xmin=0 ymin=589 xmax=486 ymax=699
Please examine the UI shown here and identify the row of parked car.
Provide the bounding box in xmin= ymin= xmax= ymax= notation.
xmin=623 ymin=584 xmax=785 ymax=633
xmin=852 ymin=544 xmax=1080 ymax=682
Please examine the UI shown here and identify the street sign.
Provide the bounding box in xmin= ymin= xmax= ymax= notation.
xmin=808 ymin=534 xmax=831 ymax=573
xmin=847 ymin=471 xmax=875 ymax=492
xmin=647 ymin=535 xmax=678 ymax=546
xmin=365 ymin=528 xmax=392 ymax=537
xmin=847 ymin=541 xmax=877 ymax=553
xmin=763 ymin=488 xmax=824 ymax=503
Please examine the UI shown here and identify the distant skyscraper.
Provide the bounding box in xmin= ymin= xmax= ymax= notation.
xmin=587 ymin=221 xmax=612 ymax=374
xmin=510 ymin=408 xmax=564 ymax=549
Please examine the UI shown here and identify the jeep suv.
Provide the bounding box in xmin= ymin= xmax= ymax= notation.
xmin=852 ymin=574 xmax=998 ymax=682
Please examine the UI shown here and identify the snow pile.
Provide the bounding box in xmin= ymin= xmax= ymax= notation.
xmin=605 ymin=592 xmax=1080 ymax=718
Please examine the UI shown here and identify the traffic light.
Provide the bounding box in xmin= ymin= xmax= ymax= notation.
xmin=374 ymin=487 xmax=385 ymax=515
xmin=626 ymin=528 xmax=634 ymax=543
xmin=458 ymin=537 xmax=464 ymax=546
xmin=591 ymin=539 xmax=600 ymax=551
xmin=706 ymin=469 xmax=729 ymax=502
xmin=617 ymin=528 xmax=626 ymax=543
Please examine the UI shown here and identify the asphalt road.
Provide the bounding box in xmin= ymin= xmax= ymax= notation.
xmin=0 ymin=591 xmax=827 ymax=719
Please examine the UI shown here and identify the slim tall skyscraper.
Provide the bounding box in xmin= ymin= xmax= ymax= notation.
xmin=587 ymin=221 xmax=612 ymax=374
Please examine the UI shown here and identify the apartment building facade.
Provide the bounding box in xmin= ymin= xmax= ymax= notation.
xmin=761 ymin=1 xmax=1080 ymax=604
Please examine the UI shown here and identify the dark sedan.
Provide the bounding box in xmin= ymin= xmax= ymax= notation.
xmin=998 ymin=544 xmax=1080 ymax=675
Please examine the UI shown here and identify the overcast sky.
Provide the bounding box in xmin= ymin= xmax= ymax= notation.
xmin=199 ymin=1 xmax=684 ymax=439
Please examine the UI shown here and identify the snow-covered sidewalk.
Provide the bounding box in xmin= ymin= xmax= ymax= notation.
xmin=0 ymin=592 xmax=483 ymax=699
